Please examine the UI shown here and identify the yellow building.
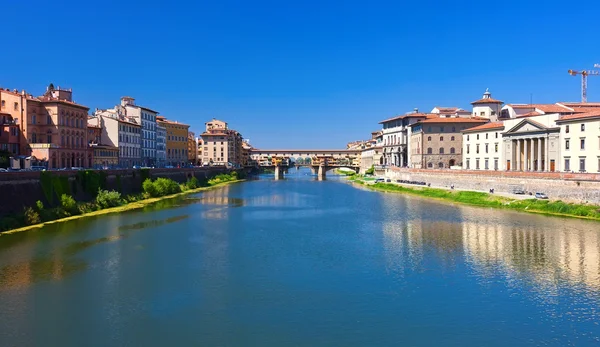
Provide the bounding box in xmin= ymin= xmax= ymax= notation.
xmin=91 ymin=144 xmax=119 ymax=168
xmin=157 ymin=116 xmax=189 ymax=167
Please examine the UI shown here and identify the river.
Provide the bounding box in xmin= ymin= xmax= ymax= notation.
xmin=1 ymin=170 xmax=600 ymax=346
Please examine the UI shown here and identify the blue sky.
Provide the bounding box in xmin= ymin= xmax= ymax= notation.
xmin=3 ymin=0 xmax=600 ymax=149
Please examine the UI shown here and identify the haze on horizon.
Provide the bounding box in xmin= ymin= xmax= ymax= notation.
xmin=3 ymin=0 xmax=600 ymax=149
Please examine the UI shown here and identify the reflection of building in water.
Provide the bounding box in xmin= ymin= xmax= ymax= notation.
xmin=462 ymin=220 xmax=600 ymax=290
xmin=201 ymin=207 xmax=228 ymax=220
xmin=244 ymin=192 xmax=308 ymax=208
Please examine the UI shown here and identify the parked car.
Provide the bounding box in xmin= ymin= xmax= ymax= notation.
xmin=512 ymin=188 xmax=525 ymax=195
xmin=165 ymin=165 xmax=175 ymax=169
xmin=0 ymin=168 xmax=7 ymax=172
xmin=386 ymin=178 xmax=391 ymax=182
xmin=31 ymin=166 xmax=46 ymax=171
xmin=375 ymin=178 xmax=385 ymax=183
xmin=535 ymin=192 xmax=548 ymax=199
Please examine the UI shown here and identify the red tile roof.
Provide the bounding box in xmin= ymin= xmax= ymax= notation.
xmin=517 ymin=111 xmax=541 ymax=118
xmin=378 ymin=113 xmax=435 ymax=124
xmin=435 ymin=107 xmax=459 ymax=113
xmin=471 ymin=97 xmax=503 ymax=104
xmin=559 ymin=102 xmax=600 ymax=108
xmin=556 ymin=110 xmax=600 ymax=122
xmin=416 ymin=117 xmax=488 ymax=124
xmin=462 ymin=122 xmax=505 ymax=133
xmin=508 ymin=104 xmax=573 ymax=114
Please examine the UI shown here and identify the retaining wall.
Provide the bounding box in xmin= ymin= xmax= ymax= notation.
xmin=0 ymin=168 xmax=229 ymax=217
xmin=385 ymin=168 xmax=600 ymax=205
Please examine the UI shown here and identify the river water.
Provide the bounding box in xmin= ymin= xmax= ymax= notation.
xmin=1 ymin=171 xmax=600 ymax=346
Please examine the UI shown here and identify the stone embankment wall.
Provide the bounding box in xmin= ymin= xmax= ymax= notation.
xmin=385 ymin=168 xmax=600 ymax=205
xmin=0 ymin=168 xmax=229 ymax=217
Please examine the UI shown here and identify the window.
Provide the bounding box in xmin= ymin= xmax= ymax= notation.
xmin=14 ymin=102 xmax=18 ymax=111
xmin=476 ymin=159 xmax=480 ymax=169
xmin=580 ymin=139 xmax=585 ymax=150
xmin=565 ymin=158 xmax=570 ymax=171
xmin=485 ymin=159 xmax=489 ymax=170
xmin=451 ymin=136 xmax=455 ymax=141
xmin=476 ymin=144 xmax=480 ymax=154
xmin=427 ymin=162 xmax=433 ymax=168
xmin=566 ymin=125 xmax=570 ymax=133
xmin=439 ymin=147 xmax=445 ymax=154
xmin=495 ymin=143 xmax=498 ymax=153
xmin=581 ymin=124 xmax=585 ymax=132
xmin=427 ymin=136 xmax=431 ymax=141
xmin=47 ymin=115 xmax=52 ymax=124
xmin=32 ymin=115 xmax=36 ymax=124
xmin=450 ymin=147 xmax=455 ymax=154
xmin=467 ymin=135 xmax=469 ymax=141
xmin=485 ymin=144 xmax=489 ymax=153
xmin=427 ymin=148 xmax=432 ymax=154
xmin=1 ymin=100 xmax=4 ymax=108
xmin=32 ymin=133 xmax=37 ymax=143
xmin=476 ymin=134 xmax=479 ymax=140
xmin=486 ymin=133 xmax=488 ymax=139
xmin=565 ymin=139 xmax=570 ymax=150
xmin=494 ymin=159 xmax=498 ymax=170
xmin=467 ymin=144 xmax=470 ymax=154
xmin=579 ymin=158 xmax=586 ymax=172
xmin=438 ymin=162 xmax=444 ymax=168
xmin=440 ymin=127 xmax=445 ymax=132
xmin=495 ymin=132 xmax=498 ymax=138
xmin=466 ymin=159 xmax=470 ymax=169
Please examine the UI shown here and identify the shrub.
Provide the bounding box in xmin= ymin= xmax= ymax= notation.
xmin=153 ymin=177 xmax=181 ymax=196
xmin=142 ymin=178 xmax=157 ymax=197
xmin=186 ymin=177 xmax=199 ymax=190
xmin=365 ymin=165 xmax=375 ymax=175
xmin=24 ymin=207 xmax=41 ymax=225
xmin=60 ymin=194 xmax=78 ymax=216
xmin=36 ymin=200 xmax=44 ymax=211
xmin=96 ymin=189 xmax=123 ymax=209
xmin=78 ymin=202 xmax=97 ymax=214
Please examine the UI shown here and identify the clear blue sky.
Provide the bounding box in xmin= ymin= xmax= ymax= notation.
xmin=3 ymin=0 xmax=600 ymax=149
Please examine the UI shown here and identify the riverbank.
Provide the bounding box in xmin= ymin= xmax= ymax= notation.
xmin=351 ymin=178 xmax=600 ymax=221
xmin=0 ymin=179 xmax=245 ymax=235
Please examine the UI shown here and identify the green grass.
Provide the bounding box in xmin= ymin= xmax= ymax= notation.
xmin=360 ymin=182 xmax=600 ymax=221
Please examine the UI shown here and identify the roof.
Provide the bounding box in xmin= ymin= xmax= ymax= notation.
xmin=138 ymin=105 xmax=159 ymax=114
xmin=413 ymin=117 xmax=488 ymax=125
xmin=462 ymin=122 xmax=505 ymax=133
xmin=471 ymin=97 xmax=503 ymax=105
xmin=434 ymin=107 xmax=459 ymax=113
xmin=556 ymin=110 xmax=600 ymax=122
xmin=559 ymin=102 xmax=600 ymax=108
xmin=378 ymin=113 xmax=434 ymax=124
xmin=508 ymin=104 xmax=573 ymax=114
xmin=517 ymin=111 xmax=541 ymax=118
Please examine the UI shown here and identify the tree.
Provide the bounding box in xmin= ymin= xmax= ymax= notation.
xmin=0 ymin=150 xmax=11 ymax=169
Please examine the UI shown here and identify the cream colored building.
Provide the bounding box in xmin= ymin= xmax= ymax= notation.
xmin=462 ymin=122 xmax=505 ymax=170
xmin=200 ymin=118 xmax=243 ymax=167
xmin=555 ymin=110 xmax=600 ymax=173
xmin=471 ymin=89 xmax=503 ymax=121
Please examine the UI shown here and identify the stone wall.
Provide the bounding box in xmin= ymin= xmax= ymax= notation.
xmin=0 ymin=168 xmax=229 ymax=217
xmin=385 ymin=167 xmax=600 ymax=205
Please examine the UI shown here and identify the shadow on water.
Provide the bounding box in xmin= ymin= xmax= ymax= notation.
xmin=0 ymin=214 xmax=190 ymax=291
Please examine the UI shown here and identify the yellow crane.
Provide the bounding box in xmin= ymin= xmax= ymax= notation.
xmin=568 ymin=68 xmax=600 ymax=103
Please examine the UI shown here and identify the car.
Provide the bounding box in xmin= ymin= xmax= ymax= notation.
xmin=165 ymin=165 xmax=175 ymax=169
xmin=535 ymin=192 xmax=548 ymax=199
xmin=31 ymin=166 xmax=46 ymax=171
xmin=374 ymin=178 xmax=385 ymax=183
xmin=0 ymin=168 xmax=7 ymax=172
xmin=512 ymin=189 xmax=525 ymax=195
xmin=386 ymin=179 xmax=391 ymax=182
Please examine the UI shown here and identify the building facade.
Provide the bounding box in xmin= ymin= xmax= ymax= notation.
xmin=410 ymin=118 xmax=487 ymax=169
xmin=119 ymin=97 xmax=158 ymax=167
xmin=471 ymin=89 xmax=503 ymax=121
xmin=156 ymin=123 xmax=166 ymax=167
xmin=462 ymin=122 xmax=505 ymax=170
xmin=200 ymin=118 xmax=244 ymax=167
xmin=379 ymin=111 xmax=431 ymax=168
xmin=188 ymin=131 xmax=198 ymax=164
xmin=555 ymin=110 xmax=600 ymax=173
xmin=158 ymin=116 xmax=189 ymax=167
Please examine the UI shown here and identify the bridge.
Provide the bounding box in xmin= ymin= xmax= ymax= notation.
xmin=248 ymin=149 xmax=361 ymax=179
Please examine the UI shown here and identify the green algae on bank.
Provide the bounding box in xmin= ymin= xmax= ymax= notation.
xmin=355 ymin=181 xmax=600 ymax=221
xmin=1 ymin=179 xmax=245 ymax=235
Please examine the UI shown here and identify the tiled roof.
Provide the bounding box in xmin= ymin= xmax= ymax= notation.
xmin=508 ymin=104 xmax=573 ymax=114
xmin=378 ymin=113 xmax=435 ymax=124
xmin=556 ymin=110 xmax=600 ymax=122
xmin=462 ymin=122 xmax=505 ymax=133
xmin=471 ymin=97 xmax=503 ymax=104
xmin=415 ymin=117 xmax=488 ymax=124
xmin=435 ymin=107 xmax=459 ymax=113
xmin=559 ymin=102 xmax=600 ymax=108
xmin=517 ymin=111 xmax=541 ymax=118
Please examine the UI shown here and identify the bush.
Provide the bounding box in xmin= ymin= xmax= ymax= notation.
xmin=186 ymin=177 xmax=199 ymax=190
xmin=142 ymin=178 xmax=157 ymax=197
xmin=24 ymin=207 xmax=41 ymax=225
xmin=60 ymin=194 xmax=78 ymax=216
xmin=78 ymin=202 xmax=97 ymax=214
xmin=142 ymin=178 xmax=181 ymax=197
xmin=365 ymin=165 xmax=375 ymax=175
xmin=36 ymin=200 xmax=44 ymax=211
xmin=96 ymin=189 xmax=123 ymax=209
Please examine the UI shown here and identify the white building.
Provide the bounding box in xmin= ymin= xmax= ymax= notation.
xmin=91 ymin=109 xmax=142 ymax=168
xmin=379 ymin=110 xmax=432 ymax=167
xmin=119 ymin=97 xmax=158 ymax=167
xmin=156 ymin=123 xmax=166 ymax=167
xmin=555 ymin=110 xmax=600 ymax=173
xmin=471 ymin=89 xmax=503 ymax=121
xmin=462 ymin=122 xmax=505 ymax=170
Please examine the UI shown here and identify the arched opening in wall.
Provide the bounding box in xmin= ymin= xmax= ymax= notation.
xmin=379 ymin=157 xmax=384 ymax=165
xmin=438 ymin=162 xmax=444 ymax=169
xmin=71 ymin=153 xmax=75 ymax=167
xmin=449 ymin=159 xmax=456 ymax=167
xmin=427 ymin=162 xmax=433 ymax=168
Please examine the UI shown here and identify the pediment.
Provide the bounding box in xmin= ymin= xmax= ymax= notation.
xmin=505 ymin=119 xmax=548 ymax=134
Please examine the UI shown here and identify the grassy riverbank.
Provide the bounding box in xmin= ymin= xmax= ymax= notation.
xmin=0 ymin=173 xmax=244 ymax=235
xmin=354 ymin=180 xmax=600 ymax=221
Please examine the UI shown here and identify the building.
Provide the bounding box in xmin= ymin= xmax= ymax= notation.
xmin=200 ymin=118 xmax=244 ymax=167
xmin=197 ymin=137 xmax=204 ymax=164
xmin=555 ymin=110 xmax=600 ymax=173
xmin=91 ymin=108 xmax=142 ymax=168
xmin=410 ymin=117 xmax=487 ymax=169
xmin=118 ymin=97 xmax=158 ymax=167
xmin=156 ymin=123 xmax=166 ymax=167
xmin=188 ymin=131 xmax=198 ymax=164
xmin=462 ymin=122 xmax=505 ymax=170
xmin=471 ymin=89 xmax=504 ymax=121
xmin=379 ymin=110 xmax=433 ymax=168
xmin=157 ymin=116 xmax=189 ymax=167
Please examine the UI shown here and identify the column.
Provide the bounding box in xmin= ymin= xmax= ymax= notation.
xmin=537 ymin=137 xmax=542 ymax=171
xmin=523 ymin=138 xmax=528 ymax=171
xmin=516 ymin=139 xmax=521 ymax=171
xmin=400 ymin=151 xmax=404 ymax=167
xmin=545 ymin=135 xmax=550 ymax=172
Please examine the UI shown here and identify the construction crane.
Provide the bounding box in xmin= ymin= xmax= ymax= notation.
xmin=568 ymin=68 xmax=600 ymax=103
